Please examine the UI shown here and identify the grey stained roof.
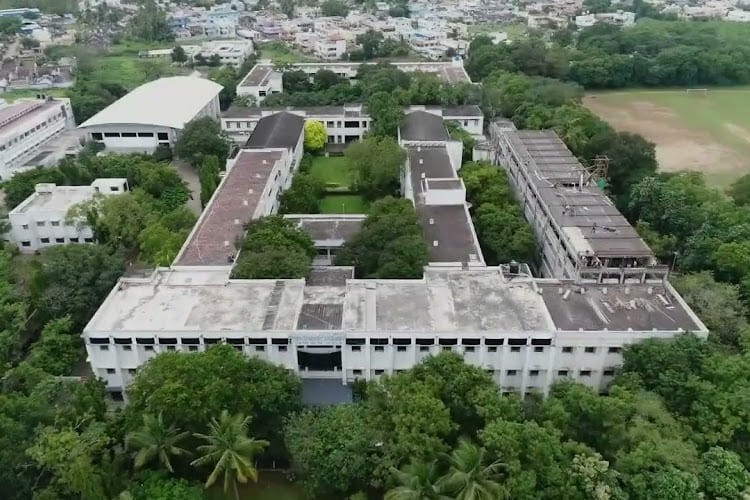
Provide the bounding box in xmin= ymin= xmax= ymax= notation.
xmin=441 ymin=105 xmax=483 ymax=117
xmin=508 ymin=130 xmax=653 ymax=258
xmin=244 ymin=112 xmax=305 ymax=150
xmin=400 ymin=111 xmax=450 ymax=142
xmin=284 ymin=215 xmax=366 ymax=245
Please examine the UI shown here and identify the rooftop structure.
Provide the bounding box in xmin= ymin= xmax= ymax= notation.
xmin=489 ymin=121 xmax=667 ymax=283
xmin=78 ymin=77 xmax=222 ymax=153
xmin=174 ymin=150 xmax=285 ymax=267
xmin=244 ymin=112 xmax=305 ymax=150
xmin=284 ymin=214 xmax=367 ymax=265
xmin=400 ymin=111 xmax=451 ymax=142
xmin=79 ymin=77 xmax=222 ymax=130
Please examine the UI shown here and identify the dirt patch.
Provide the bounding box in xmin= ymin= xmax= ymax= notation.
xmin=725 ymin=122 xmax=750 ymax=145
xmin=583 ymin=96 xmax=747 ymax=183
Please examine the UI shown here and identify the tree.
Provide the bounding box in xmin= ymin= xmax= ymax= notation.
xmin=231 ymin=216 xmax=315 ymax=279
xmin=285 ymin=404 xmax=381 ymax=498
xmin=198 ymin=155 xmax=221 ymax=207
xmin=127 ymin=0 xmax=174 ymax=42
xmin=346 ymin=136 xmax=405 ymax=199
xmin=728 ymin=173 xmax=750 ymax=206
xmin=24 ymin=316 xmax=80 ymax=376
xmin=126 ymin=472 xmax=204 ymax=500
xmin=20 ymin=36 xmax=40 ymax=50
xmin=437 ymin=439 xmax=507 ymax=500
xmin=171 ymin=45 xmax=187 ymax=63
xmin=278 ymin=172 xmax=325 ymax=214
xmin=174 ymin=117 xmax=230 ymax=167
xmin=304 ymin=120 xmax=327 ymax=152
xmin=30 ymin=244 xmax=125 ymax=330
xmin=0 ymin=17 xmax=21 ymax=38
xmin=356 ymin=30 xmax=384 ymax=60
xmin=191 ymin=410 xmax=269 ymax=500
xmin=368 ymin=91 xmax=404 ymax=138
xmin=283 ymin=70 xmax=312 ymax=93
xmin=700 ymin=447 xmax=750 ymax=499
xmin=126 ymin=413 xmax=191 ymax=474
xmin=209 ymin=65 xmax=237 ymax=110
xmin=335 ymin=197 xmax=427 ymax=279
xmin=280 ymin=0 xmax=295 ymax=18
xmin=314 ymin=69 xmax=342 ymax=90
xmin=125 ymin=346 xmax=301 ymax=459
xmin=320 ymin=0 xmax=349 ymax=16
xmin=386 ymin=461 xmax=450 ymax=500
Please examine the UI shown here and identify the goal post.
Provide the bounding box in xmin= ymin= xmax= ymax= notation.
xmin=686 ymin=88 xmax=708 ymax=96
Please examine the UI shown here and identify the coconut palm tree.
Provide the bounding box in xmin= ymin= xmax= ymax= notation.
xmin=385 ymin=460 xmax=452 ymax=500
xmin=190 ymin=410 xmax=269 ymax=500
xmin=437 ymin=439 xmax=507 ymax=500
xmin=125 ymin=412 xmax=191 ymax=473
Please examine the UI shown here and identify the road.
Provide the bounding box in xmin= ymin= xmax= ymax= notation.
xmin=174 ymin=159 xmax=202 ymax=216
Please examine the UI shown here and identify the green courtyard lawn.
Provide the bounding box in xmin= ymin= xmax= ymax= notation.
xmin=258 ymin=41 xmax=315 ymax=64
xmin=319 ymin=194 xmax=369 ymax=214
xmin=309 ymin=155 xmax=355 ymax=188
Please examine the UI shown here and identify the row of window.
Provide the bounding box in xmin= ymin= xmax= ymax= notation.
xmin=0 ymin=112 xmax=65 ymax=151
xmin=97 ymin=344 xmax=288 ymax=353
xmin=90 ymin=131 xmax=169 ymax=141
xmin=21 ymin=220 xmax=73 ymax=229
xmin=21 ymin=236 xmax=93 ymax=247
xmin=349 ymin=368 xmax=617 ymax=377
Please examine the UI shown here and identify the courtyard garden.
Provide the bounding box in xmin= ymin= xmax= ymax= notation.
xmin=308 ymin=155 xmax=369 ymax=214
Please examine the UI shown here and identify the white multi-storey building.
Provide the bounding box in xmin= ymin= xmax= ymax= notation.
xmin=83 ymin=111 xmax=708 ymax=403
xmin=9 ymin=178 xmax=128 ymax=252
xmin=315 ymin=35 xmax=347 ymax=60
xmin=198 ymin=39 xmax=254 ymax=67
xmin=0 ymin=97 xmax=77 ymax=180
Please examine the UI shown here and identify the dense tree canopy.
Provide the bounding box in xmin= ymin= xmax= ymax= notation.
xmin=335 ymin=197 xmax=427 ymax=278
xmin=346 ymin=136 xmax=405 ymax=199
xmin=174 ymin=117 xmax=230 ymax=167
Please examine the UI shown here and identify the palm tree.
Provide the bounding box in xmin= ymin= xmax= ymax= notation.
xmin=125 ymin=412 xmax=190 ymax=473
xmin=437 ymin=439 xmax=507 ymax=500
xmin=190 ymin=410 xmax=269 ymax=500
xmin=385 ymin=460 xmax=452 ymax=500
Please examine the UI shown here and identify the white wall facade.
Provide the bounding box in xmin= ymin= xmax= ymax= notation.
xmin=84 ymin=327 xmax=689 ymax=398
xmin=444 ymin=113 xmax=484 ymax=136
xmin=0 ymin=99 xmax=76 ymax=180
xmin=9 ymin=178 xmax=128 ymax=252
xmin=83 ymin=96 xmax=220 ymax=153
xmin=222 ymin=111 xmax=370 ymax=145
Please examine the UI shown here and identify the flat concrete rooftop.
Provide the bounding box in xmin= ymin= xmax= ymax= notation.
xmin=12 ymin=185 xmax=94 ymax=213
xmin=284 ymin=214 xmax=365 ymax=245
xmin=84 ymin=267 xmax=704 ymax=336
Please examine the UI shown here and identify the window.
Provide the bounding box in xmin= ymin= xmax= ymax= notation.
xmin=128 ymin=368 xmax=136 ymax=375
xmin=104 ymin=132 xmax=120 ymax=138
xmin=584 ymin=347 xmax=596 ymax=353
xmin=234 ymin=345 xmax=242 ymax=352
xmin=123 ymin=345 xmax=132 ymax=351
xmin=21 ymin=241 xmax=30 ymax=247
xmin=397 ymin=346 xmax=407 ymax=352
xmin=464 ymin=346 xmax=475 ymax=353
xmin=106 ymin=368 xmax=115 ymax=374
xmin=167 ymin=346 xmax=176 ymax=351
xmin=353 ymin=369 xmax=362 ymax=375
xmin=534 ymin=346 xmax=544 ymax=353
xmin=374 ymin=369 xmax=385 ymax=375
xmin=419 ymin=346 xmax=430 ymax=352
xmin=91 ymin=132 xmax=103 ymax=140
xmin=278 ymin=345 xmax=288 ymax=352
xmin=510 ymin=346 xmax=521 ymax=352
xmin=506 ymin=369 xmax=517 ymax=376
xmin=84 ymin=237 xmax=94 ymax=243
xmin=488 ymin=346 xmax=498 ymax=352
xmin=36 ymin=221 xmax=45 ymax=227
xmin=157 ymin=132 xmax=169 ymax=140
xmin=111 ymin=391 xmax=124 ymax=402
xmin=351 ymin=345 xmax=361 ymax=352
xmin=137 ymin=132 xmax=154 ymax=137
xmin=121 ymin=132 xmax=136 ymax=137
xmin=49 ymin=220 xmax=61 ymax=227
xmin=562 ymin=346 xmax=573 ymax=353
xmin=188 ymin=345 xmax=199 ymax=352
xmin=579 ymin=370 xmax=592 ymax=377
xmin=69 ymin=237 xmax=79 ymax=243
xmin=21 ymin=224 xmax=28 ymax=229
xmin=603 ymin=369 xmax=616 ymax=376
xmin=99 ymin=345 xmax=109 ymax=351
xmin=557 ymin=370 xmax=569 ymax=376
xmin=145 ymin=345 xmax=154 ymax=352
xmin=255 ymin=345 xmax=265 ymax=352
xmin=608 ymin=347 xmax=622 ymax=353
xmin=529 ymin=369 xmax=540 ymax=376
xmin=442 ymin=346 xmax=452 ymax=352
xmin=374 ymin=345 xmax=385 ymax=352
xmin=40 ymin=237 xmax=49 ymax=244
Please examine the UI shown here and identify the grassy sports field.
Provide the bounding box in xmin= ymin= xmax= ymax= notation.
xmin=583 ymin=87 xmax=750 ymax=187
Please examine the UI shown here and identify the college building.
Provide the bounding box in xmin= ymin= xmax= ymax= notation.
xmin=82 ymin=108 xmax=707 ymax=403
xmin=78 ymin=77 xmax=222 ymax=153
